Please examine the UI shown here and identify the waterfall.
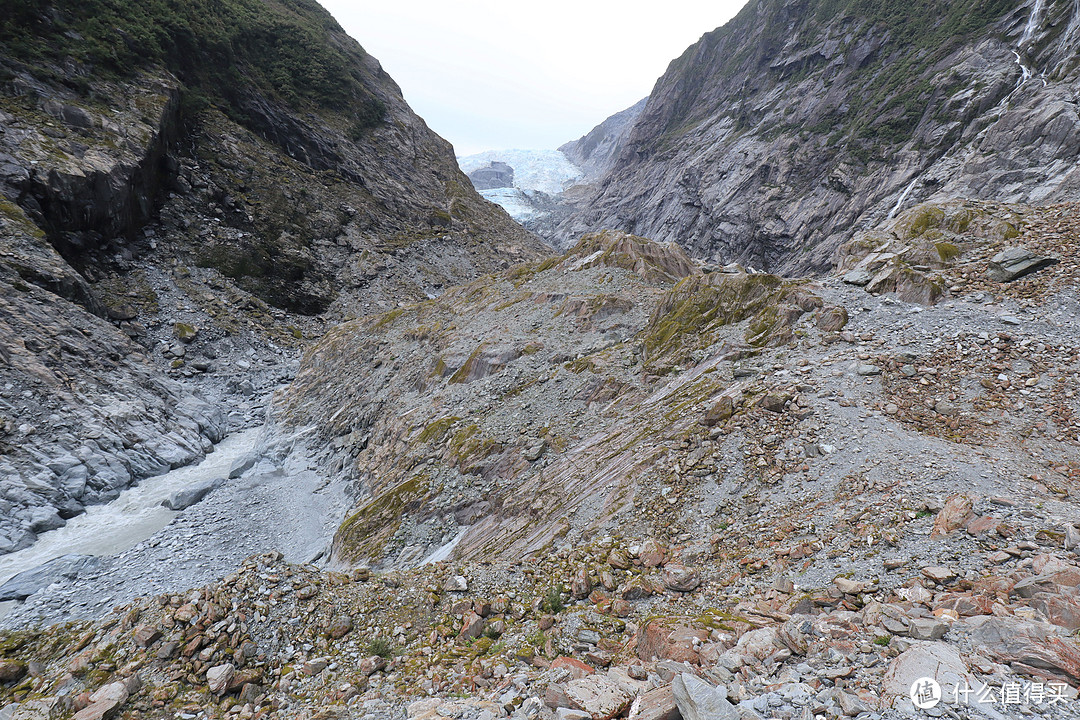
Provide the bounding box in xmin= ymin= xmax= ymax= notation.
xmin=887 ymin=178 xmax=918 ymax=220
xmin=1020 ymin=0 xmax=1045 ymax=46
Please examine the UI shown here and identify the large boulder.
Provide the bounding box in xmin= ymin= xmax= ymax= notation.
xmin=0 ymin=554 xmax=100 ymax=601
xmin=986 ymin=247 xmax=1058 ymax=282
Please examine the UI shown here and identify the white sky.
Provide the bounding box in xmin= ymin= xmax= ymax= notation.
xmin=321 ymin=1 xmax=749 ymax=155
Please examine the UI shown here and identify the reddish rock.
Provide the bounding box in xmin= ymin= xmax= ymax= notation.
xmin=72 ymin=681 xmax=128 ymax=720
xmin=571 ymin=567 xmax=593 ymax=599
xmin=639 ymin=539 xmax=667 ymax=568
xmin=701 ymin=396 xmax=734 ymax=426
xmin=132 ymin=624 xmax=161 ymax=648
xmin=358 ymin=655 xmax=387 ymax=676
xmin=636 ymin=621 xmax=706 ymax=664
xmin=459 ymin=611 xmax=485 ymax=640
xmin=964 ymin=515 xmax=1001 ymax=536
xmin=661 ymin=564 xmax=701 ymax=592
xmin=206 ymin=663 xmax=235 ymax=695
xmin=969 ymin=616 xmax=1080 ymax=682
xmin=931 ymin=495 xmax=974 ymax=537
xmin=327 ymin=615 xmax=354 ymax=639
xmin=1028 ymin=593 xmax=1080 ymax=631
xmin=607 ymin=548 xmax=632 ymax=570
xmin=565 ymin=674 xmax=634 ymax=719
xmin=552 ymin=656 xmax=595 ymax=679
xmin=628 ymin=685 xmax=680 ymax=720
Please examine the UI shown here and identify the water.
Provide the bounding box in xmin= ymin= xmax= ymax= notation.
xmin=1020 ymin=0 xmax=1045 ymax=47
xmin=0 ymin=427 xmax=262 ymax=615
xmin=887 ymin=178 xmax=918 ymax=220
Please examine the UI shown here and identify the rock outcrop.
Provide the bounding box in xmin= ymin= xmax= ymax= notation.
xmin=0 ymin=0 xmax=545 ymax=550
xmin=559 ymin=98 xmax=646 ymax=182
xmin=557 ymin=0 xmax=1080 ymax=274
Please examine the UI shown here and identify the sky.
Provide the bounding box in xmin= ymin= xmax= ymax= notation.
xmin=320 ymin=1 xmax=750 ymax=156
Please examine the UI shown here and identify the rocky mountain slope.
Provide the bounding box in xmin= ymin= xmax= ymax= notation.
xmin=0 ymin=0 xmax=543 ymax=552
xmin=558 ymin=99 xmax=646 ymax=183
xmin=556 ymin=0 xmax=1080 ymax=273
xmin=2 ymin=204 xmax=1078 ymax=719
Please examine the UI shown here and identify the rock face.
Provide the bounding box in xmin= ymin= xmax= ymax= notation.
xmin=468 ymin=161 xmax=515 ymax=190
xmin=559 ymin=98 xmax=647 ymax=181
xmin=0 ymin=0 xmax=544 ymax=550
xmin=557 ymin=0 xmax=1080 ymax=274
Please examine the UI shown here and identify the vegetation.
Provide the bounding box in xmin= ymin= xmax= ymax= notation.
xmin=0 ymin=0 xmax=386 ymax=127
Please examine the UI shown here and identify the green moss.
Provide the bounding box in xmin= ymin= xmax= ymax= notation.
xmin=416 ymin=416 xmax=460 ymax=444
xmin=334 ymin=475 xmax=429 ymax=563
xmin=934 ymin=241 xmax=960 ymax=263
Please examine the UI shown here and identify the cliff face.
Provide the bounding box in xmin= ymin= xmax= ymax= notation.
xmin=0 ymin=0 xmax=544 ymax=551
xmin=558 ymin=97 xmax=646 ymax=181
xmin=557 ymin=0 xmax=1080 ymax=273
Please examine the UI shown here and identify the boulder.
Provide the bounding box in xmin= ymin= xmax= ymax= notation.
xmin=161 ymin=477 xmax=224 ymax=510
xmin=661 ymin=564 xmax=701 ymax=592
xmin=987 ymin=247 xmax=1058 ymax=282
xmin=0 ymin=554 xmax=100 ymax=601
xmin=672 ymin=673 xmax=738 ymax=720
xmin=565 ymin=674 xmax=634 ymax=720
xmin=206 ymin=663 xmax=235 ymax=695
xmin=627 ymin=685 xmax=680 ymax=720
xmin=72 ymin=681 xmax=128 ymax=720
xmin=882 ymin=641 xmax=973 ymax=701
xmin=968 ymin=616 xmax=1080 ymax=681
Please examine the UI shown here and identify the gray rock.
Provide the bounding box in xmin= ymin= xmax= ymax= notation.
xmin=0 ymin=554 xmax=101 ymax=601
xmin=229 ymin=454 xmax=257 ymax=479
xmin=161 ymin=477 xmax=225 ymax=511
xmin=907 ymin=617 xmax=948 ymax=640
xmin=672 ymin=673 xmax=738 ymax=720
xmin=1065 ymin=525 xmax=1079 ymax=552
xmin=27 ymin=507 xmax=65 ymax=534
xmin=857 ymin=364 xmax=881 ymax=376
xmin=986 ymin=247 xmax=1058 ymax=282
xmin=842 ymin=269 xmax=873 ymax=286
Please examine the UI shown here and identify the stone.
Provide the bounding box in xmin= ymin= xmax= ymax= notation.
xmin=571 ymin=567 xmax=592 ymax=599
xmin=856 ymin=364 xmax=880 ymax=376
xmin=228 ymin=454 xmax=256 ymax=479
xmin=636 ymin=621 xmax=707 ymax=664
xmin=132 ymin=625 xmax=161 ymax=647
xmin=921 ymin=566 xmax=957 ymax=583
xmin=628 ymin=685 xmax=680 ymax=720
xmin=842 ymin=269 xmax=872 ymax=286
xmin=1028 ymin=593 xmax=1080 ymax=631
xmin=301 ymin=658 xmax=327 ymax=676
xmin=206 ymin=664 xmax=235 ymax=695
xmin=0 ymin=660 xmax=26 ymax=683
xmin=607 ymin=548 xmax=632 ymax=570
xmin=443 ymin=575 xmax=468 ymax=592
xmin=72 ymin=681 xmax=128 ymax=720
xmin=564 ymin=674 xmax=634 ymax=719
xmin=833 ymin=576 xmax=871 ymax=595
xmin=358 ymin=655 xmax=387 ymax=675
xmin=882 ymin=641 xmax=973 ymax=702
xmin=1013 ymin=575 xmax=1057 ymax=598
xmin=552 ymin=657 xmax=595 ymax=679
xmin=968 ymin=616 xmax=1080 ymax=682
xmin=986 ymin=247 xmax=1058 ymax=282
xmin=173 ymin=322 xmax=198 ymax=342
xmin=459 ymin=612 xmax=485 ymax=640
xmin=327 ymin=615 xmax=354 ymax=639
xmin=161 ymin=477 xmax=224 ymax=510
xmin=639 ymin=538 xmax=666 ymax=568
xmin=1066 ymin=525 xmax=1080 ymax=552
xmin=672 ymin=673 xmax=737 ymax=720
xmin=0 ymin=554 xmax=100 ymax=601
xmin=661 ymin=564 xmax=700 ymax=592
xmin=702 ymin=397 xmax=734 ymax=426
xmin=907 ymin=617 xmax=949 ymax=640
xmin=931 ymin=494 xmax=973 ymax=537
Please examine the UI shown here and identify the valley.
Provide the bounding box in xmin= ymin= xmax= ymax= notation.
xmin=0 ymin=2 xmax=1079 ymax=720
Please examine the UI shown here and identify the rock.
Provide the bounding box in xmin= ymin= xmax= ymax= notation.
xmin=571 ymin=567 xmax=593 ymax=599
xmin=842 ymin=269 xmax=872 ymax=286
xmin=301 ymin=658 xmax=327 ymax=676
xmin=161 ymin=477 xmax=224 ymax=510
xmin=970 ymin=616 xmax=1080 ymax=681
xmin=1066 ymin=525 xmax=1080 ymax=552
xmin=672 ymin=673 xmax=737 ymax=720
xmin=564 ymin=674 xmax=634 ymax=719
xmin=607 ymin=548 xmax=632 ymax=570
xmin=856 ymin=364 xmax=880 ymax=376
xmin=636 ymin=621 xmax=707 ymax=664
xmin=173 ymin=322 xmax=198 ymax=342
xmin=921 ymin=566 xmax=957 ymax=584
xmin=459 ymin=612 xmax=485 ymax=640
xmin=883 ymin=641 xmax=973 ymax=702
xmin=0 ymin=554 xmax=100 ymax=601
xmin=72 ymin=681 xmax=128 ymax=720
xmin=907 ymin=617 xmax=949 ymax=640
xmin=228 ymin=454 xmax=256 ymax=479
xmin=0 ymin=660 xmax=26 ymax=683
xmin=627 ymin=685 xmax=679 ymax=720
xmin=702 ymin=396 xmax=734 ymax=426
xmin=295 ymin=585 xmax=317 ymax=600
xmin=552 ymin=657 xmax=595 ymax=679
xmin=1028 ymin=593 xmax=1080 ymax=631
xmin=986 ymin=247 xmax=1058 ymax=282
xmin=931 ymin=494 xmax=973 ymax=537
xmin=327 ymin=615 xmax=354 ymax=639
xmin=833 ymin=576 xmax=871 ymax=595
xmin=639 ymin=538 xmax=666 ymax=568
xmin=132 ymin=625 xmax=161 ymax=647
xmin=27 ymin=507 xmax=64 ymax=534
xmin=206 ymin=663 xmax=235 ymax=695
xmin=1013 ymin=575 xmax=1057 ymax=598
xmin=358 ymin=655 xmax=387 ymax=676
xmin=661 ymin=564 xmax=700 ymax=592
xmin=443 ymin=575 xmax=468 ymax=592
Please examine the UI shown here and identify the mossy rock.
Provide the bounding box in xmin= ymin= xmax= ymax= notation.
xmin=173 ymin=322 xmax=198 ymax=342
xmin=895 ymin=204 xmax=946 ymax=239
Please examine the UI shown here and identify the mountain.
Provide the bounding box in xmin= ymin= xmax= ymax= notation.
xmin=556 ymin=0 xmax=1080 ymax=273
xmin=0 ymin=0 xmax=544 ymax=552
xmin=559 ymin=97 xmax=646 ymax=181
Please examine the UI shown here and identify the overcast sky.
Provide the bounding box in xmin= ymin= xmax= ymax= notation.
xmin=321 ymin=1 xmax=749 ymax=156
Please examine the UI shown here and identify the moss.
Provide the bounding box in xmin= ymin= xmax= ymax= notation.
xmin=416 ymin=416 xmax=460 ymax=444
xmin=896 ymin=205 xmax=946 ymax=239
xmin=934 ymin=241 xmax=960 ymax=263
xmin=334 ymin=475 xmax=429 ymax=563
xmin=448 ymin=345 xmax=486 ymax=384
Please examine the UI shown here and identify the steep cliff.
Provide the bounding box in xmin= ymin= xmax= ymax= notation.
xmin=558 ymin=97 xmax=646 ymax=181
xmin=0 ymin=0 xmax=543 ymax=551
xmin=557 ymin=0 xmax=1080 ymax=273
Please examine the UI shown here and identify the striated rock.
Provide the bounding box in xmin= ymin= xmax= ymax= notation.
xmin=931 ymin=495 xmax=974 ymax=537
xmin=661 ymin=565 xmax=700 ymax=593
xmin=565 ymin=673 xmax=635 ymax=720
xmin=672 ymin=673 xmax=737 ymax=720
xmin=206 ymin=663 xmax=235 ymax=695
xmin=987 ymin=247 xmax=1059 ymax=282
xmin=627 ymin=685 xmax=680 ymax=720
xmin=883 ymin=641 xmax=973 ymax=701
xmin=968 ymin=616 xmax=1080 ymax=681
xmin=0 ymin=555 xmax=100 ymax=601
